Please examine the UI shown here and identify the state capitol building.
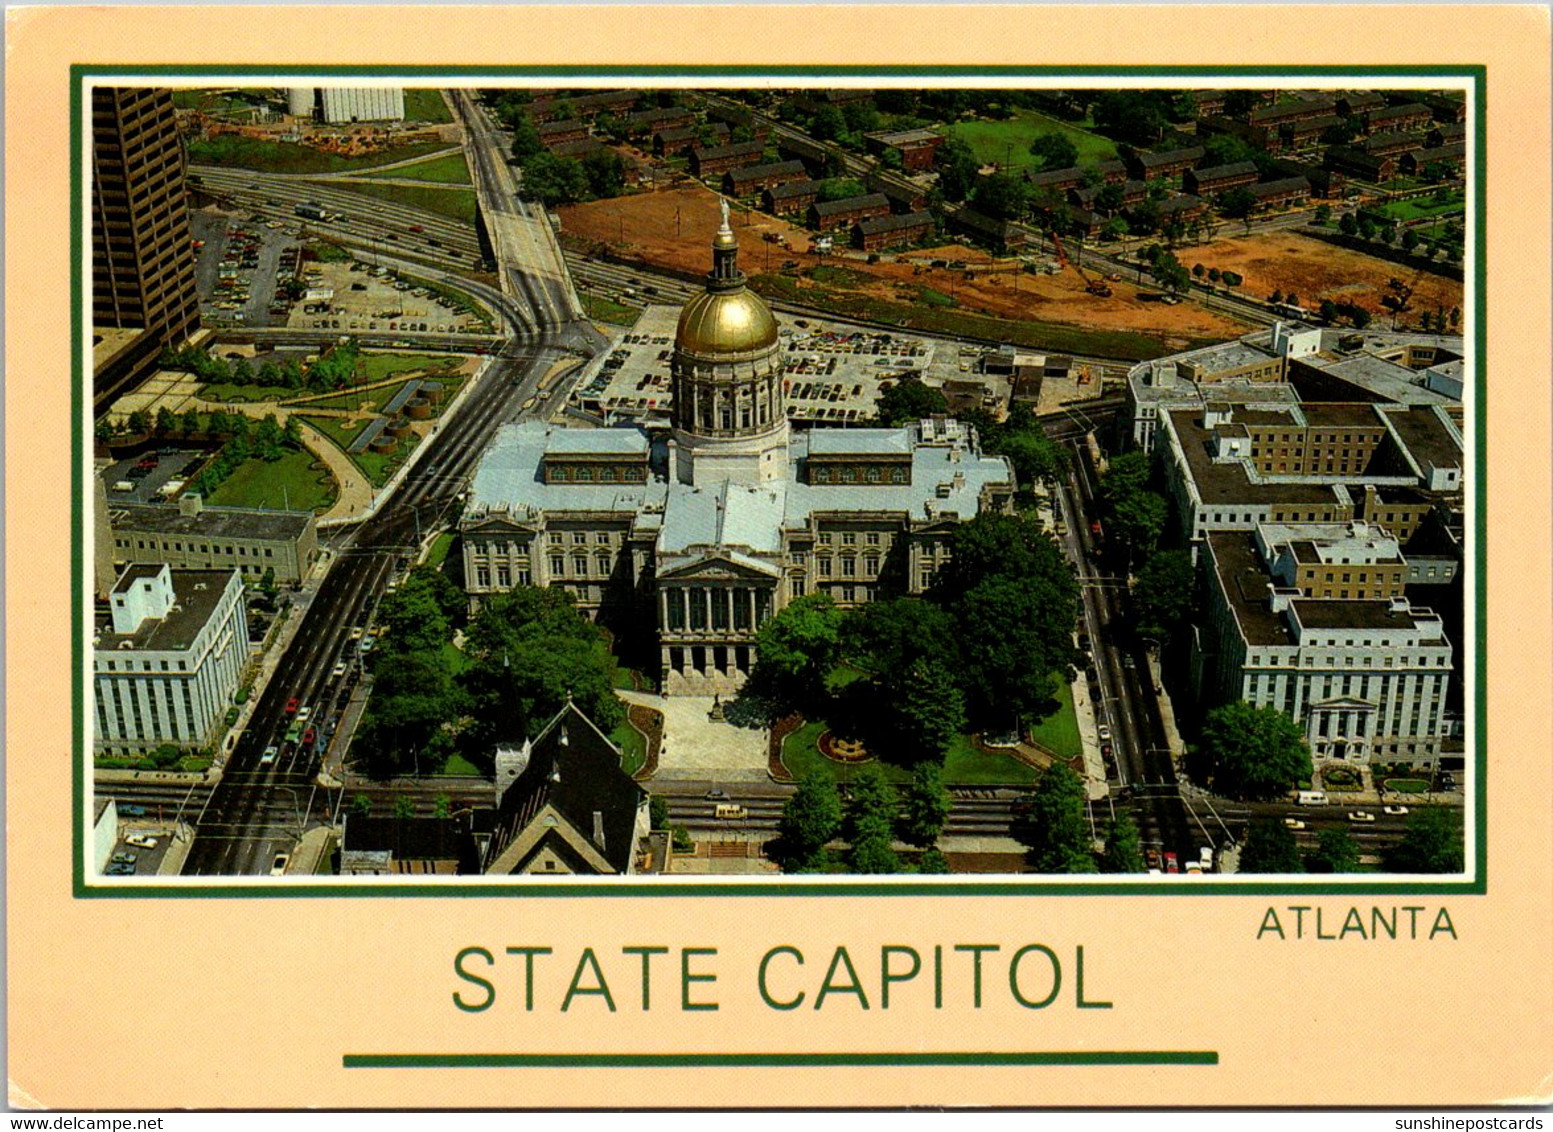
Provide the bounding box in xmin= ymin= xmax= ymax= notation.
xmin=459 ymin=206 xmax=1015 ymax=694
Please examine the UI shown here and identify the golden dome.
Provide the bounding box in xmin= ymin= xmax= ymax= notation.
xmin=675 ymin=287 xmax=779 ymax=357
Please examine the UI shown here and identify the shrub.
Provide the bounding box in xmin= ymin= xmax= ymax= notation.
xmin=670 ymin=824 xmax=694 ymax=852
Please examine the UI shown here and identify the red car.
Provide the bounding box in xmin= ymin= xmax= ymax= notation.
xmin=409 ymin=224 xmax=425 ymax=233
xmin=302 ymin=727 xmax=316 ymax=747
xmin=285 ymin=697 xmax=300 ymax=715
xmin=1163 ymin=851 xmax=1180 ymax=874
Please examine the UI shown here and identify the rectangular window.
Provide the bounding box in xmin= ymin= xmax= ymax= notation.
xmin=574 ymin=557 xmax=588 ymax=577
xmin=842 ymin=532 xmax=856 ymax=546
xmin=818 ymin=533 xmax=832 ymax=546
xmin=842 ymin=557 xmax=856 ymax=577
xmin=549 ymin=531 xmax=564 ymax=544
xmin=865 ymin=555 xmax=880 ymax=575
xmin=866 ymin=533 xmax=881 ymax=546
xmin=818 ymin=557 xmax=833 ymax=577
xmin=791 ymin=577 xmax=806 ymax=598
xmin=573 ymin=532 xmax=587 ymax=545
xmin=550 ymin=555 xmax=564 ymax=575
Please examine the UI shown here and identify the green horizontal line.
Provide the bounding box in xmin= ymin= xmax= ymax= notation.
xmin=345 ymin=1051 xmax=1218 ymax=1070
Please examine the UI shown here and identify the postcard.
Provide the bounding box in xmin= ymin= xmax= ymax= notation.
xmin=5 ymin=3 xmax=1551 ymax=1110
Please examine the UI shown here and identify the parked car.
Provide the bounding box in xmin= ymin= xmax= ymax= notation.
xmin=270 ymin=854 xmax=290 ymax=877
xmin=704 ymin=789 xmax=729 ymax=801
xmin=285 ymin=697 xmax=300 ymax=715
xmin=332 ymin=661 xmax=348 ymax=679
xmin=1163 ymin=851 xmax=1180 ymax=874
xmin=118 ymin=804 xmax=147 ymax=817
xmin=124 ymin=834 xmax=158 ymax=850
xmin=1097 ymin=724 xmax=1112 ymax=742
xmin=1383 ymin=805 xmax=1410 ymax=816
xmin=111 ymin=852 xmax=137 ymax=865
xmin=1283 ymin=818 xmax=1307 ymax=830
xmin=302 ymin=727 xmax=316 ymax=747
xmin=296 ymin=705 xmax=313 ymax=723
xmin=1348 ymin=811 xmax=1377 ymax=823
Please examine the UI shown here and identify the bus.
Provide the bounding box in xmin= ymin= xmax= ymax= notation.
xmin=295 ymin=202 xmax=332 ymax=222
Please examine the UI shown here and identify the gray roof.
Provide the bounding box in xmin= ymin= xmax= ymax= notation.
xmin=110 ymin=502 xmax=312 ymax=542
xmin=547 ymin=428 xmax=649 ymax=456
xmin=660 ymin=479 xmax=786 ymax=554
xmin=1191 ymin=161 xmax=1259 ymax=182
xmin=811 ymin=193 xmax=889 ymax=218
xmin=856 ymin=210 xmax=934 ymax=237
xmin=808 ymin=428 xmax=913 ymax=456
xmin=766 ymin=180 xmax=818 ymax=200
xmin=727 ymin=160 xmax=807 ymax=184
xmin=95 ymin=567 xmax=238 ymax=654
xmin=466 ymin=423 xmax=667 ymax=518
xmin=1134 ymin=146 xmax=1204 ymax=168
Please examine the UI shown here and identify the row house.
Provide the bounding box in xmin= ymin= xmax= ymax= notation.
xmin=1247 ymin=176 xmax=1313 ymax=209
xmin=1184 ymin=160 xmax=1260 ymax=196
xmin=1123 ymin=145 xmax=1204 ymax=182
xmin=1427 ymin=122 xmax=1466 ymax=147
xmin=528 ymin=90 xmax=638 ymax=124
xmin=852 ymin=210 xmax=934 ymax=251
xmin=1400 ymin=143 xmax=1466 ymax=178
xmin=1417 ymin=93 xmax=1468 ymax=124
xmin=1155 ymin=193 xmax=1207 ymax=224
xmin=1325 ymin=146 xmax=1398 ymax=183
xmin=1363 ymin=130 xmax=1430 ymax=158
xmin=868 ymin=172 xmax=930 ymax=214
xmin=808 ymin=192 xmax=891 ymax=232
xmin=1272 ymin=157 xmax=1346 ymax=199
xmin=1336 ymin=91 xmax=1387 ymax=119
xmin=622 ymin=106 xmax=696 ymax=137
xmin=688 ymin=140 xmax=766 ymax=178
xmin=537 ymin=119 xmax=589 ymax=147
xmin=1069 ymin=178 xmax=1149 ymax=212
xmin=1247 ymin=94 xmax=1338 ymax=128
xmin=655 ymin=122 xmax=726 ymax=157
xmin=947 ymin=207 xmax=1029 ymax=253
xmin=723 ymin=160 xmax=807 ymax=197
xmin=763 ymin=179 xmax=819 ymax=216
xmin=776 ymin=133 xmax=834 ymax=177
xmin=1280 ymin=114 xmax=1344 ymax=150
xmin=548 ymin=138 xmax=606 ymax=160
xmin=1197 ymin=115 xmax=1275 ymax=152
xmin=1365 ymin=102 xmax=1434 ymax=134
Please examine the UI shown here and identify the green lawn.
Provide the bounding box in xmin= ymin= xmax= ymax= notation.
xmin=427 ymin=532 xmax=456 ymax=568
xmin=781 ymin=722 xmax=1038 ymax=787
xmin=326 ymin=180 xmax=480 ymax=225
xmin=611 ymin=721 xmax=647 ymax=777
xmin=1384 ymin=778 xmax=1431 ymax=794
xmin=581 ymin=292 xmax=643 ymax=326
xmin=1025 ymin=682 xmax=1082 ymax=760
xmin=949 ymin=109 xmax=1118 ymax=172
xmin=810 ymin=264 xmax=873 ymax=287
xmin=404 ymin=89 xmax=453 ymax=124
xmin=357 ymin=352 xmax=460 ymax=382
xmin=300 ymin=414 xmax=418 ymax=487
xmin=298 ymin=382 xmax=412 ymax=414
xmin=433 ymin=753 xmax=482 ymax=777
xmin=1371 ymin=195 xmax=1466 ymax=223
xmin=204 ymin=447 xmax=338 ymax=513
xmin=186 ymin=135 xmax=452 ymax=176
xmin=361 ymin=152 xmax=471 ymax=184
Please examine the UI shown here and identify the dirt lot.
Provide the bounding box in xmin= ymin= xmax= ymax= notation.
xmin=1186 ymin=230 xmax=1464 ymax=322
xmin=560 ymin=186 xmax=1250 ymax=352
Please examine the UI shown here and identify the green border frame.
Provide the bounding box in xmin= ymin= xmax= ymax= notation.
xmin=74 ymin=64 xmax=1487 ymax=898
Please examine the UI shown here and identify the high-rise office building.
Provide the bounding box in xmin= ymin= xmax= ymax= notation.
xmin=91 ymin=87 xmax=200 ymax=409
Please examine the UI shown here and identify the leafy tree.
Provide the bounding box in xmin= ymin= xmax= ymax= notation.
xmin=1269 ymin=288 xmax=1285 ymax=305
xmin=844 ymin=597 xmax=956 ymax=675
xmin=1101 ymin=450 xmax=1151 ymax=499
xmin=1100 ymin=216 xmax=1130 ymax=241
xmin=1401 ymin=228 xmax=1420 ymax=254
xmin=875 ymin=658 xmax=966 ymax=766
xmin=1020 ymin=762 xmax=1095 ymax=873
xmin=1238 ymin=818 xmax=1304 ymax=873
xmin=519 ymin=152 xmax=589 ymax=207
xmin=1027 ymin=131 xmax=1078 ymax=171
xmin=841 ymin=100 xmax=879 ymax=134
xmin=1106 ymin=489 xmax=1168 ymax=563
xmin=810 ymin=103 xmax=846 ymax=141
xmin=508 ymin=117 xmax=544 ymax=162
xmin=1100 ymin=812 xmax=1145 ymax=873
xmin=180 ymin=409 xmax=203 ymax=436
xmin=874 ymin=373 xmax=948 ymax=426
xmin=1094 ymin=183 xmax=1126 ymax=213
xmin=433 ymin=793 xmax=452 ymax=820
xmin=1349 ymin=305 xmax=1372 ymax=329
xmin=969 ymin=171 xmax=1029 ymax=221
xmin=1319 ymin=299 xmax=1339 ymax=323
xmin=1128 ymin=198 xmax=1162 ymax=236
xmin=126 ymin=409 xmax=151 ymax=435
xmin=816 ymin=177 xmax=868 ymax=203
xmin=914 ymin=847 xmax=950 ymax=874
xmin=1338 ymin=212 xmax=1359 ymax=236
xmin=1220 ymin=270 xmax=1242 ymax=288
xmin=777 ymin=769 xmax=842 ymax=871
xmin=1285 ymin=292 xmax=1299 ymax=309
xmin=994 ymin=427 xmax=1070 ymax=488
xmin=1132 ymin=550 xmax=1195 ymax=644
xmin=898 ymin=762 xmax=952 ymax=848
xmin=1149 ymin=248 xmax=1191 ymax=295
xmin=1208 ymin=267 xmax=1222 ymax=284
xmin=843 ymin=764 xmax=901 ymax=873
xmin=155 ymin=407 xmax=177 ymax=436
xmin=1313 ymin=203 xmax=1332 ymax=225
xmin=357 ymin=646 xmax=461 ymax=776
xmin=1307 ymin=828 xmax=1361 ymax=873
xmin=1090 ymin=91 xmax=1168 ymax=146
xmin=377 ymin=575 xmax=452 ymax=656
xmin=1219 ymin=186 xmax=1258 ymax=220
xmin=935 ymin=136 xmax=981 ymax=203
xmin=351 ymin=793 xmax=373 ymax=817
xmin=1192 ymin=262 xmax=1206 ymax=280
xmin=581 ymin=147 xmax=626 ymax=199
xmin=747 ymin=593 xmax=847 ymax=713
xmin=1202 ymin=134 xmax=1258 ymax=168
xmin=648 ymin=795 xmax=669 ymax=831
xmin=1384 ymin=808 xmax=1464 ymax=873
xmin=1199 ymin=702 xmax=1313 ymax=801
xmin=393 ymin=795 xmax=417 ymax=820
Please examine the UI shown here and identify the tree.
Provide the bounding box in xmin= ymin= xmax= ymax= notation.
xmin=994 ymin=428 xmax=1070 ymax=488
xmin=747 ymin=593 xmax=847 ymax=714
xmin=1094 ymin=182 xmax=1126 ymax=214
xmin=1307 ymin=828 xmax=1361 ymax=873
xmin=648 ymin=795 xmax=669 ymax=831
xmin=1027 ymin=131 xmax=1078 ymax=171
xmin=843 ymin=764 xmax=901 ymax=874
xmin=810 ymin=103 xmax=846 ymax=141
xmin=817 ymin=177 xmax=868 ymax=203
xmin=914 ymin=848 xmax=950 ymax=874
xmin=1219 ymin=186 xmax=1258 ymax=220
xmin=1106 ymin=488 xmax=1168 ymax=563
xmin=155 ymin=407 xmax=177 ymax=436
xmin=1090 ymin=91 xmax=1168 ymax=146
xmin=126 ymin=409 xmax=151 ymax=436
xmin=1319 ymin=299 xmax=1339 ymax=323
xmin=777 ymin=770 xmax=843 ymax=870
xmin=1401 ymin=228 xmax=1420 ymax=254
xmin=875 ymin=658 xmax=966 ymax=766
xmin=1269 ymin=288 xmax=1284 ymax=305
xmin=433 ymin=793 xmax=452 ymax=820
xmin=1238 ymin=818 xmax=1304 ymax=873
xmin=1208 ymin=267 xmax=1222 ymax=284
xmin=1192 ymin=262 xmax=1206 ymax=281
xmin=351 ymin=793 xmax=373 ymax=817
xmin=969 ymin=171 xmax=1029 ymax=221
xmin=1148 ymin=248 xmax=1191 ymax=296
xmin=509 ymin=116 xmax=544 ymax=162
xmin=898 ymin=762 xmax=952 ymax=848
xmin=1349 ymin=305 xmax=1372 ymax=329
xmin=518 ymin=151 xmax=588 ymax=207
xmin=935 ymin=136 xmax=980 ymax=203
xmin=875 ymin=373 xmax=948 ymax=426
xmin=1384 ymin=808 xmax=1464 ymax=873
xmin=1132 ymin=550 xmax=1195 ymax=645
xmin=1198 ymin=702 xmax=1313 ymax=801
xmin=1338 ymin=212 xmax=1359 ymax=236
xmin=1020 ymin=762 xmax=1095 ymax=873
xmin=580 ymin=147 xmax=626 ymax=199
xmin=357 ymin=646 xmax=461 ymax=776
xmin=377 ymin=575 xmax=452 ymax=656
xmin=1100 ymin=812 xmax=1144 ymax=873
xmin=393 ymin=795 xmax=417 ymax=820
xmin=1285 ymin=292 xmax=1299 ymax=309
xmin=845 ymin=598 xmax=956 ymax=676
xmin=1202 ymin=133 xmax=1257 ymax=168
xmin=1314 ymin=203 xmax=1332 ymax=225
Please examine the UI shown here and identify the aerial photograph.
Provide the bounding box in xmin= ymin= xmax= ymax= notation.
xmin=85 ymin=82 xmax=1471 ymax=881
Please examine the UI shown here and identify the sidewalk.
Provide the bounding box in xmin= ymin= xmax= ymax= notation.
xmin=1069 ymin=672 xmax=1109 ymax=800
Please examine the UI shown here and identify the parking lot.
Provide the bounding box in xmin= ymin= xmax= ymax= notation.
xmin=570 ymin=304 xmax=988 ymax=423
xmin=191 ymin=208 xmax=299 ymax=330
xmin=100 ymin=446 xmax=210 ymax=505
xmin=284 ymin=259 xmax=488 ymax=336
xmin=103 ymin=812 xmax=179 ymax=878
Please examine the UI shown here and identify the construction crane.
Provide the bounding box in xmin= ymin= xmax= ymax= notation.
xmin=1051 ymin=230 xmax=1112 ymax=297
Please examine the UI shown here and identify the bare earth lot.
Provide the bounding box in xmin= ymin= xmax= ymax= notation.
xmin=560 ymin=187 xmax=1251 ymax=353
xmin=1187 ymin=230 xmax=1465 ymax=320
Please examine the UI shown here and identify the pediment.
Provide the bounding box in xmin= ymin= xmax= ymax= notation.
xmin=462 ymin=515 xmax=538 ymax=535
xmin=1310 ymin=697 xmax=1378 ymax=711
xmin=657 ymin=553 xmax=781 ymax=581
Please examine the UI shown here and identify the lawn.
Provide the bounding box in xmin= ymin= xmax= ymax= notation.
xmin=186 ymin=134 xmax=452 ymax=176
xmin=299 ymin=381 xmax=413 ymax=414
xmin=1025 ymin=682 xmax=1082 ymax=760
xmin=1384 ymin=778 xmax=1431 ymax=794
xmin=1371 ymin=195 xmax=1466 ymax=223
xmin=404 ymin=89 xmax=453 ymax=124
xmin=426 ymin=532 xmax=457 ymax=568
xmin=357 ymin=352 xmax=460 ymax=382
xmin=204 ymin=447 xmax=337 ymax=513
xmin=198 ymin=383 xmax=300 ymax=404
xmin=326 ymin=180 xmax=480 ymax=225
xmin=948 ymin=109 xmax=1118 ymax=172
xmin=300 ymin=414 xmax=418 ymax=487
xmin=611 ymin=722 xmax=647 ymax=777
xmin=781 ymin=722 xmax=1038 ymax=787
xmin=361 ymin=152 xmax=471 ymax=185
xmin=433 ymin=753 xmax=482 ymax=776
xmin=581 ymin=292 xmax=643 ymax=326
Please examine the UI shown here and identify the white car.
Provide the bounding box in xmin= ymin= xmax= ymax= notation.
xmin=1097 ymin=724 xmax=1112 ymax=742
xmin=296 ymin=705 xmax=313 ymax=723
xmin=1383 ymin=805 xmax=1410 ymax=816
xmin=124 ymin=834 xmax=158 ymax=850
xmin=1283 ymin=818 xmax=1306 ymax=830
xmin=269 ymin=853 xmax=290 ymax=877
xmin=260 ymin=745 xmax=278 ymax=765
xmin=1348 ymin=811 xmax=1377 ymax=823
xmin=332 ymin=661 xmax=349 ymax=679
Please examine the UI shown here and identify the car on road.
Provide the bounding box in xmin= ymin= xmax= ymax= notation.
xmin=1163 ymin=851 xmax=1180 ymax=874
xmin=1283 ymin=818 xmax=1307 ymax=830
xmin=261 ymin=745 xmax=278 ymax=765
xmin=285 ymin=697 xmax=300 ymax=715
xmin=118 ymin=804 xmax=146 ymax=817
xmin=1348 ymin=811 xmax=1377 ymax=823
xmin=704 ymin=789 xmax=729 ymax=800
xmin=270 ymin=853 xmax=290 ymax=877
xmin=296 ymin=705 xmax=313 ymax=723
xmin=349 ymin=626 xmax=365 ymax=641
xmin=332 ymin=661 xmax=349 ymax=679
xmin=125 ymin=834 xmax=158 ymax=850
xmin=1383 ymin=805 xmax=1410 ymax=816
xmin=302 ymin=727 xmax=317 ymax=748
xmin=285 ymin=723 xmax=303 ymax=744
xmin=1097 ymin=724 xmax=1112 ymax=742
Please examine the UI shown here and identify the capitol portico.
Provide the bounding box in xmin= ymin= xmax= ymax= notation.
xmin=460 ymin=205 xmax=1016 ymax=694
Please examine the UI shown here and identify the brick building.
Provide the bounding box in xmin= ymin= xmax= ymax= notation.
xmin=852 ymin=210 xmax=934 ymax=251
xmin=807 ymin=193 xmax=891 ymax=232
